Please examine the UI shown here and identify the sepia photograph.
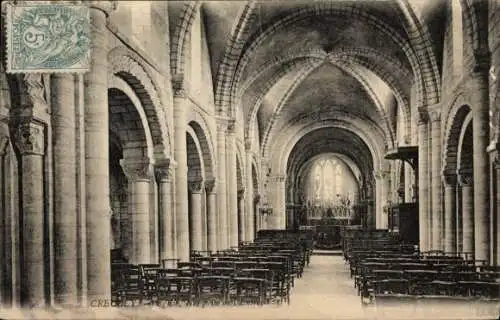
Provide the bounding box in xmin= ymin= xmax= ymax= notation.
xmin=0 ymin=0 xmax=499 ymax=319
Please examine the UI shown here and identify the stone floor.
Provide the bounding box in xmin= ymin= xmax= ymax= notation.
xmin=1 ymin=254 xmax=498 ymax=320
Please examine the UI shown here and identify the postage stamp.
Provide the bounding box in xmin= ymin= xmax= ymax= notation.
xmin=6 ymin=2 xmax=90 ymax=73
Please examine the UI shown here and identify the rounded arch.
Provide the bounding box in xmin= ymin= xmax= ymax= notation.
xmin=443 ymin=92 xmax=473 ymax=174
xmin=457 ymin=114 xmax=474 ymax=171
xmin=108 ymin=47 xmax=171 ymax=160
xmin=108 ymin=76 xmax=154 ymax=160
xmin=170 ymin=2 xmax=202 ymax=76
xmin=268 ymin=118 xmax=385 ymax=175
xmin=187 ymin=117 xmax=216 ymax=180
xmin=186 ymin=127 xmax=205 ymax=182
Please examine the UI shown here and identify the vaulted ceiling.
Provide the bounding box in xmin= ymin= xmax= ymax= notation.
xmin=178 ymin=0 xmax=444 ymax=177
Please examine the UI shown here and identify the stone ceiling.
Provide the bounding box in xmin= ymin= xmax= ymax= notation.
xmin=189 ymin=0 xmax=443 ymax=174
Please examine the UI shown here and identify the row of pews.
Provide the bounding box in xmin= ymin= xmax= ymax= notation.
xmin=343 ymin=229 xmax=500 ymax=304
xmin=111 ymin=230 xmax=314 ymax=307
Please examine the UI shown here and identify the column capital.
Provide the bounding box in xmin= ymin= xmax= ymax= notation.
xmin=0 ymin=136 xmax=9 ymax=156
xmin=216 ymin=117 xmax=229 ymax=132
xmin=154 ymin=158 xmax=175 ymax=182
xmin=204 ymin=178 xmax=216 ymax=194
xmin=188 ymin=179 xmax=204 ymax=193
xmin=442 ymin=171 xmax=457 ymax=187
xmin=238 ymin=189 xmax=245 ymax=199
xmin=471 ymin=49 xmax=491 ymax=75
xmin=227 ymin=119 xmax=236 ymax=134
xmin=88 ymin=1 xmax=118 ymax=15
xmin=254 ymin=194 xmax=261 ymax=203
xmin=427 ymin=104 xmax=441 ymax=123
xmin=271 ymin=174 xmax=286 ymax=183
xmin=417 ymin=106 xmax=429 ymax=124
xmin=120 ymin=157 xmax=153 ymax=181
xmin=458 ymin=168 xmax=473 ymax=186
xmin=244 ymin=139 xmax=252 ymax=151
xmin=374 ymin=170 xmax=390 ymax=180
xmin=171 ymin=73 xmax=186 ymax=98
xmin=14 ymin=121 xmax=45 ymax=156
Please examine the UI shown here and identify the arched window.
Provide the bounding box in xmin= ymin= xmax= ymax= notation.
xmin=452 ymin=0 xmax=463 ymax=76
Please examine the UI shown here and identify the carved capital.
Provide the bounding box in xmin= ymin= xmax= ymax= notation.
xmin=417 ymin=106 xmax=429 ymax=124
xmin=120 ymin=157 xmax=153 ymax=181
xmin=88 ymin=0 xmax=118 ymax=16
xmin=471 ymin=49 xmax=491 ymax=75
xmin=458 ymin=168 xmax=473 ymax=186
xmin=237 ymin=189 xmax=245 ymax=199
xmin=14 ymin=121 xmax=45 ymax=155
xmin=374 ymin=170 xmax=390 ymax=180
xmin=171 ymin=74 xmax=186 ymax=98
xmin=427 ymin=104 xmax=441 ymax=123
xmin=442 ymin=171 xmax=457 ymax=187
xmin=188 ymin=179 xmax=204 ymax=193
xmin=205 ymin=178 xmax=216 ymax=194
xmin=254 ymin=194 xmax=261 ymax=203
xmin=154 ymin=158 xmax=173 ymax=182
xmin=244 ymin=139 xmax=252 ymax=151
xmin=272 ymin=175 xmax=286 ymax=183
xmin=0 ymin=136 xmax=9 ymax=156
xmin=216 ymin=117 xmax=229 ymax=133
xmin=227 ymin=119 xmax=236 ymax=134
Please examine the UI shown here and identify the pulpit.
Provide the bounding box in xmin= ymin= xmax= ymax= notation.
xmin=388 ymin=202 xmax=419 ymax=244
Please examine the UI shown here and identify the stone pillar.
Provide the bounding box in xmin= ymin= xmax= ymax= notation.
xmin=155 ymin=159 xmax=175 ymax=261
xmin=226 ymin=121 xmax=238 ymax=248
xmin=245 ymin=143 xmax=254 ymax=242
xmin=492 ymin=157 xmax=500 ymax=265
xmin=14 ymin=121 xmax=45 ymax=307
xmin=205 ymin=180 xmax=217 ymax=252
xmin=375 ymin=170 xmax=389 ymax=229
xmin=216 ymin=118 xmax=228 ymax=249
xmin=271 ymin=175 xmax=286 ymax=229
xmin=459 ymin=169 xmax=474 ymax=256
xmin=85 ymin=1 xmax=115 ymax=302
xmin=189 ymin=180 xmax=204 ymax=252
xmin=428 ymin=105 xmax=443 ymax=251
xmin=120 ymin=158 xmax=153 ymax=264
xmin=456 ymin=184 xmax=463 ymax=253
xmin=469 ymin=69 xmax=491 ymax=263
xmin=51 ymin=74 xmax=78 ymax=305
xmin=443 ymin=173 xmax=457 ymax=254
xmin=172 ymin=75 xmax=189 ymax=262
xmin=237 ymin=189 xmax=245 ymax=243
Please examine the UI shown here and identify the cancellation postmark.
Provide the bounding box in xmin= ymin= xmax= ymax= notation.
xmin=6 ymin=2 xmax=90 ymax=73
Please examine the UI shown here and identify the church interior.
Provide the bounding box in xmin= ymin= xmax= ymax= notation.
xmin=0 ymin=0 xmax=499 ymax=318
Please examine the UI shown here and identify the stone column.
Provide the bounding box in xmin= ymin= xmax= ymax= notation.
xmin=189 ymin=180 xmax=204 ymax=252
xmin=51 ymin=74 xmax=78 ymax=305
xmin=85 ymin=1 xmax=115 ymax=302
xmin=155 ymin=159 xmax=175 ymax=261
xmin=375 ymin=171 xmax=389 ymax=229
xmin=245 ymin=143 xmax=254 ymax=242
xmin=443 ymin=173 xmax=457 ymax=254
xmin=428 ymin=105 xmax=443 ymax=251
xmin=374 ymin=173 xmax=382 ymax=229
xmin=492 ymin=157 xmax=500 ymax=265
xmin=205 ymin=180 xmax=217 ymax=252
xmin=459 ymin=169 xmax=474 ymax=256
xmin=456 ymin=184 xmax=463 ymax=253
xmin=237 ymin=190 xmax=245 ymax=243
xmin=14 ymin=121 xmax=45 ymax=307
xmin=270 ymin=175 xmax=286 ymax=229
xmin=469 ymin=68 xmax=491 ymax=263
xmin=216 ymin=118 xmax=228 ymax=249
xmin=172 ymin=75 xmax=189 ymax=262
xmin=226 ymin=121 xmax=238 ymax=248
xmin=120 ymin=157 xmax=153 ymax=264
